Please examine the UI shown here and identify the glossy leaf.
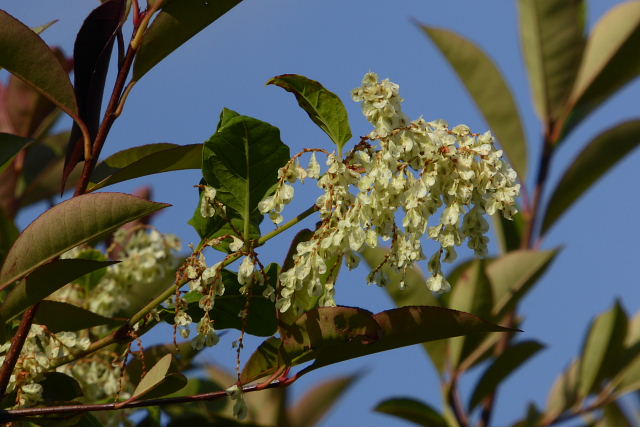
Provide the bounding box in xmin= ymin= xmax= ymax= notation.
xmin=374 ymin=397 xmax=448 ymax=427
xmin=133 ymin=0 xmax=242 ymax=81
xmin=268 ymin=74 xmax=352 ymax=150
xmin=89 ymin=143 xmax=202 ymax=191
xmin=64 ymin=0 xmax=125 ymax=185
xmin=578 ymin=300 xmax=628 ymax=399
xmin=542 ymin=120 xmax=640 ymax=235
xmin=33 ymin=300 xmax=119 ymax=332
xmin=240 ymin=336 xmax=284 ymax=383
xmin=468 ymin=340 xmax=545 ymax=410
xmin=288 ymin=374 xmax=360 ymax=427
xmin=202 ymin=111 xmax=290 ymax=223
xmin=564 ymin=1 xmax=640 ymax=136
xmin=132 ymin=354 xmax=187 ymax=401
xmin=40 ymin=372 xmax=83 ymax=402
xmin=0 ymin=192 xmax=169 ymax=290
xmin=0 ymin=11 xmax=79 ymax=119
xmin=486 ymin=249 xmax=558 ymax=317
xmin=188 ymin=188 xmax=261 ymax=253
xmin=0 ymin=134 xmax=32 ymax=173
xmin=448 ymin=260 xmax=494 ymax=368
xmin=518 ymin=0 xmax=585 ymax=122
xmin=421 ymin=25 xmax=528 ymax=179
xmin=303 ymin=305 xmax=515 ymax=375
xmin=0 ymin=258 xmax=116 ymax=322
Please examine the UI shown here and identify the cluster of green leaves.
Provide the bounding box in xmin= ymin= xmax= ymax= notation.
xmin=365 ymin=1 xmax=640 ymax=426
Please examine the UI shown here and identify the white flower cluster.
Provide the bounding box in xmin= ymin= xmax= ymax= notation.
xmin=260 ymin=72 xmax=520 ymax=314
xmin=0 ymin=227 xmax=182 ymax=407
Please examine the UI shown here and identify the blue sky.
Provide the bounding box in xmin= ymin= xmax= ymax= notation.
xmin=4 ymin=0 xmax=640 ymax=425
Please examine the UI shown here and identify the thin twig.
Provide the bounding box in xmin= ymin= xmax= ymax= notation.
xmin=0 ymin=304 xmax=40 ymax=397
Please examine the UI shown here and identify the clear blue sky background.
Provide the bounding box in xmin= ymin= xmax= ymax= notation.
xmin=4 ymin=0 xmax=640 ymax=425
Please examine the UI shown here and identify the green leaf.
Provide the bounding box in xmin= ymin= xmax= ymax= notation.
xmin=89 ymin=143 xmax=202 ymax=191
xmin=486 ymin=249 xmax=558 ymax=318
xmin=578 ymin=300 xmax=628 ymax=399
xmin=447 ymin=260 xmax=494 ymax=368
xmin=301 ymin=305 xmax=515 ymax=375
xmin=564 ymin=2 xmax=640 ymax=136
xmin=240 ymin=336 xmax=284 ymax=383
xmin=0 ymin=11 xmax=79 ymax=120
xmin=468 ymin=340 xmax=545 ymax=411
xmin=127 ymin=341 xmax=202 ymax=387
xmin=595 ymin=401 xmax=635 ymax=427
xmin=267 ymin=74 xmax=352 ymax=151
xmin=420 ymin=25 xmax=528 ymax=179
xmin=541 ymin=360 xmax=579 ymax=425
xmin=492 ymin=208 xmax=524 ymax=253
xmin=188 ymin=187 xmax=261 ymax=253
xmin=518 ymin=0 xmax=585 ymax=122
xmin=0 ymin=133 xmax=32 ymax=174
xmin=288 ymin=374 xmax=361 ymax=427
xmin=0 ymin=259 xmax=117 ymax=322
xmin=542 ymin=120 xmax=640 ymax=235
xmin=0 ymin=192 xmax=169 ymax=291
xmin=132 ymin=0 xmax=242 ymax=81
xmin=131 ymin=354 xmax=187 ymax=401
xmin=374 ymin=397 xmax=448 ymax=427
xmin=40 ymin=372 xmax=83 ymax=402
xmin=202 ymin=111 xmax=290 ymax=223
xmin=33 ymin=300 xmax=120 ymax=333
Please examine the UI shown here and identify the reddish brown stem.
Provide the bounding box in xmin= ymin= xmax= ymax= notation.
xmin=0 ymin=303 xmax=40 ymax=397
xmin=0 ymin=377 xmax=292 ymax=422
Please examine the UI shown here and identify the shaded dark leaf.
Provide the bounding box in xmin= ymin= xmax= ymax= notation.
xmin=33 ymin=300 xmax=120 ymax=332
xmin=375 ymin=397 xmax=448 ymax=427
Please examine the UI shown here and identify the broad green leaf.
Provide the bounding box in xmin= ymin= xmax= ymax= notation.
xmin=127 ymin=341 xmax=202 ymax=387
xmin=33 ymin=300 xmax=120 ymax=332
xmin=486 ymin=249 xmax=558 ymax=317
xmin=280 ymin=306 xmax=380 ymax=366
xmin=64 ymin=0 xmax=125 ymax=187
xmin=288 ymin=374 xmax=360 ymax=427
xmin=0 ymin=134 xmax=32 ymax=174
xmin=468 ymin=340 xmax=545 ymax=410
xmin=0 ymin=192 xmax=169 ymax=291
xmin=303 ymin=305 xmax=515 ymax=375
xmin=492 ymin=208 xmax=524 ymax=253
xmin=0 ymin=258 xmax=116 ymax=322
xmin=610 ymin=351 xmax=640 ymax=397
xmin=374 ymin=397 xmax=448 ymax=427
xmin=240 ymin=336 xmax=284 ymax=384
xmin=188 ymin=188 xmax=261 ymax=253
xmin=421 ymin=25 xmax=528 ymax=179
xmin=202 ymin=111 xmax=290 ymax=224
xmin=578 ymin=301 xmax=628 ymax=399
xmin=564 ymin=2 xmax=640 ymax=137
xmin=132 ymin=0 xmax=242 ymax=81
xmin=267 ymin=74 xmax=352 ymax=151
xmin=541 ymin=120 xmax=640 ymax=235
xmin=518 ymin=0 xmax=585 ymax=122
xmin=0 ymin=208 xmax=19 ymax=265
xmin=448 ymin=260 xmax=494 ymax=368
xmin=0 ymin=11 xmax=79 ymax=120
xmin=542 ymin=360 xmax=579 ymax=425
xmin=89 ymin=143 xmax=202 ymax=191
xmin=181 ymin=266 xmax=278 ymax=336
xmin=131 ymin=354 xmax=187 ymax=401
xmin=40 ymin=372 xmax=83 ymax=402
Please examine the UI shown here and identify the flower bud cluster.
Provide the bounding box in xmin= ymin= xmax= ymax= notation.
xmin=261 ymin=72 xmax=519 ymax=314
